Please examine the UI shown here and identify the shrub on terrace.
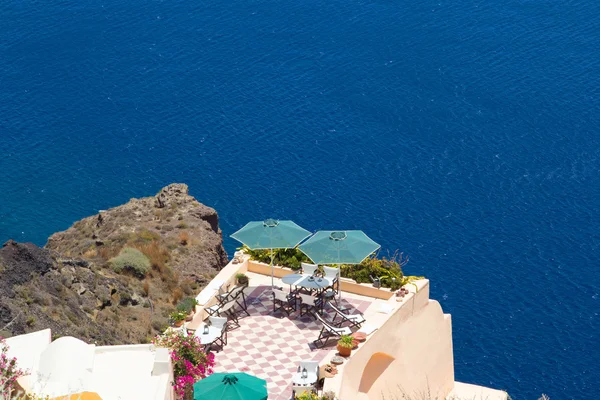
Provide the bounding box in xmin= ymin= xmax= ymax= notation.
xmin=243 ymin=246 xmax=415 ymax=289
xmin=240 ymin=246 xmax=310 ymax=271
xmin=153 ymin=331 xmax=214 ymax=400
xmin=176 ymin=297 xmax=198 ymax=314
xmin=0 ymin=337 xmax=27 ymax=399
xmin=109 ymin=247 xmax=151 ymax=278
xmin=340 ymin=251 xmax=409 ymax=289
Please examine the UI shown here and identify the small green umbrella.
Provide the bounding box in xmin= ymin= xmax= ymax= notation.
xmin=298 ymin=230 xmax=381 ymax=299
xmin=193 ymin=372 xmax=268 ymax=400
xmin=231 ymin=219 xmax=311 ymax=289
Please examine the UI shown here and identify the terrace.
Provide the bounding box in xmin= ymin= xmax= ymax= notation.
xmin=185 ymin=254 xmax=483 ymax=400
xmin=196 ymin=271 xmax=375 ymax=399
xmin=2 ymin=253 xmax=508 ymax=400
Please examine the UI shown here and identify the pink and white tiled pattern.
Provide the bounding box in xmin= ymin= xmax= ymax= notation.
xmin=211 ymin=285 xmax=372 ymax=400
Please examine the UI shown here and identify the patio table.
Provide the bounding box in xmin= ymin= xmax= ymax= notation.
xmin=282 ymin=274 xmax=329 ymax=312
xmin=294 ymin=275 xmax=329 ymax=290
xmin=194 ymin=324 xmax=221 ymax=349
xmin=281 ymin=273 xmax=305 ymax=287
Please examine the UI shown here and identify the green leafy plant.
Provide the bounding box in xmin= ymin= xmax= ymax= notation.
xmin=295 ymin=392 xmax=320 ymax=400
xmin=321 ymin=391 xmax=337 ymax=400
xmin=176 ymin=297 xmax=198 ymax=314
xmin=242 ymin=246 xmax=421 ymax=290
xmin=337 ymin=334 xmax=354 ymax=349
xmin=239 ymin=246 xmax=310 ymax=271
xmin=401 ymin=275 xmax=424 ymax=292
xmin=340 ymin=251 xmax=411 ymax=289
xmin=131 ymin=228 xmax=161 ymax=243
xmin=169 ymin=310 xmax=188 ymax=323
xmin=109 ymin=247 xmax=151 ymax=278
xmin=235 ymin=273 xmax=249 ymax=286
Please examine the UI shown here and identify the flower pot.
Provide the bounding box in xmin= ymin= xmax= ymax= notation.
xmin=173 ymin=320 xmax=184 ymax=327
xmin=337 ymin=344 xmax=352 ymax=357
xmin=185 ymin=311 xmax=194 ymax=322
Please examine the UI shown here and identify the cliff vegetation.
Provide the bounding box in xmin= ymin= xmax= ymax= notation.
xmin=0 ymin=184 xmax=228 ymax=344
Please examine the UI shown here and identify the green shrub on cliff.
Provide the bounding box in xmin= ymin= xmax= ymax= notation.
xmin=110 ymin=247 xmax=151 ymax=278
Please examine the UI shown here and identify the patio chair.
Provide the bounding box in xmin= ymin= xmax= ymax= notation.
xmin=298 ymin=293 xmax=322 ymax=317
xmin=329 ymin=302 xmax=366 ymax=329
xmin=220 ymin=299 xmax=241 ymax=328
xmin=207 ymin=316 xmax=228 ymax=351
xmin=322 ymin=266 xmax=339 ymax=287
xmin=206 ymin=298 xmax=240 ymax=328
xmin=272 ymin=288 xmax=297 ymax=315
xmin=320 ymin=286 xmax=338 ymax=307
xmin=313 ymin=312 xmax=352 ymax=348
xmin=216 ymin=285 xmax=249 ymax=317
xmin=301 ymin=262 xmax=319 ymax=276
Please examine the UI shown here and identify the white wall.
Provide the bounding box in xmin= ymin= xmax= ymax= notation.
xmin=4 ymin=329 xmax=51 ymax=372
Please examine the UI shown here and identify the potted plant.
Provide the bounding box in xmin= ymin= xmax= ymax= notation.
xmin=176 ymin=297 xmax=199 ymax=321
xmin=295 ymin=392 xmax=320 ymax=400
xmin=321 ymin=391 xmax=338 ymax=400
xmin=337 ymin=335 xmax=354 ymax=357
xmin=170 ymin=310 xmax=187 ymax=327
xmin=236 ymin=273 xmax=249 ymax=286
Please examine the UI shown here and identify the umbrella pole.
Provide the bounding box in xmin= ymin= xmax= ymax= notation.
xmin=270 ymin=248 xmax=274 ymax=290
xmin=338 ymin=268 xmax=342 ymax=301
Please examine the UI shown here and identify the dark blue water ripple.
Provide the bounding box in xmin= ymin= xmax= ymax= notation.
xmin=1 ymin=0 xmax=599 ymax=398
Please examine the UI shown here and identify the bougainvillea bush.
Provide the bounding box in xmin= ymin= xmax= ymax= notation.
xmin=152 ymin=331 xmax=214 ymax=400
xmin=0 ymin=337 xmax=27 ymax=399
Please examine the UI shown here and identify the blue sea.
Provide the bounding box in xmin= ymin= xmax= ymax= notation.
xmin=1 ymin=0 xmax=598 ymax=398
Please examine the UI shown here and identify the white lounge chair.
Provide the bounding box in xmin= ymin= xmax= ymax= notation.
xmin=313 ymin=312 xmax=351 ymax=348
xmin=329 ymin=302 xmax=366 ymax=329
xmin=301 ymin=262 xmax=319 ymax=276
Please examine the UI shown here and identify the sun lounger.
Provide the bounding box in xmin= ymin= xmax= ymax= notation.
xmin=329 ymin=303 xmax=366 ymax=329
xmin=313 ymin=312 xmax=352 ymax=348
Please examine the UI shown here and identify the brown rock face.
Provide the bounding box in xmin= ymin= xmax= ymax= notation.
xmin=0 ymin=184 xmax=228 ymax=344
xmin=46 ymin=183 xmax=228 ymax=281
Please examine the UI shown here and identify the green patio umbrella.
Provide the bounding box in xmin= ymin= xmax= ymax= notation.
xmin=193 ymin=372 xmax=268 ymax=400
xmin=231 ymin=219 xmax=311 ymax=289
xmin=298 ymin=230 xmax=381 ymax=299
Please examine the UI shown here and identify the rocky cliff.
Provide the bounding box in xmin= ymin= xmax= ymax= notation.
xmin=0 ymin=184 xmax=228 ymax=344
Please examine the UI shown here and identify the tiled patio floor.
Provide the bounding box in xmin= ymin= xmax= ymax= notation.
xmin=212 ymin=285 xmax=372 ymax=400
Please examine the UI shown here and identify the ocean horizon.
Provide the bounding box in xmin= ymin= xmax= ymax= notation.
xmin=1 ymin=0 xmax=598 ymax=398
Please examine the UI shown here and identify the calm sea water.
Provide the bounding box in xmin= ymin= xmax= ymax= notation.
xmin=1 ymin=0 xmax=599 ymax=397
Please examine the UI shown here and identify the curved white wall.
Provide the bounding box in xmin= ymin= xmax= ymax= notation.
xmin=31 ymin=336 xmax=95 ymax=397
xmin=339 ymin=282 xmax=455 ymax=400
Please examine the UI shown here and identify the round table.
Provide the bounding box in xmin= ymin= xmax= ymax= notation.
xmin=281 ymin=274 xmax=304 ymax=286
xmin=194 ymin=325 xmax=220 ymax=345
xmin=297 ymin=276 xmax=329 ymax=290
xmin=282 ymin=274 xmax=329 ymax=290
